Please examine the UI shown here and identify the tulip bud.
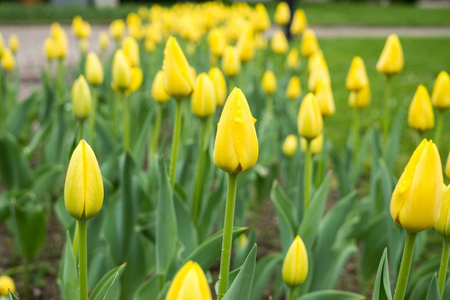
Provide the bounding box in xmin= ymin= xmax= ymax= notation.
xmin=0 ymin=275 xmax=15 ymax=296
xmin=237 ymin=27 xmax=255 ymax=63
xmin=286 ymin=76 xmax=302 ymax=100
xmin=274 ymin=2 xmax=291 ymax=25
xmin=271 ymin=30 xmax=288 ymax=55
xmin=112 ymin=50 xmax=131 ymax=91
xmin=431 ymin=71 xmax=450 ymax=109
xmin=122 ymin=37 xmax=140 ymax=67
xmin=346 ymin=56 xmax=368 ymax=91
xmin=282 ymin=236 xmax=308 ymax=288
xmin=209 ymin=67 xmax=227 ymax=107
xmin=290 ymin=9 xmax=308 ymax=36
xmin=390 ymin=139 xmax=444 ymax=233
xmin=1 ymin=49 xmax=15 ymax=72
xmin=214 ymin=88 xmax=258 ymax=174
xmin=152 ymin=71 xmax=170 ymax=103
xmin=44 ymin=37 xmax=55 ymax=61
xmin=282 ymin=135 xmax=298 ymax=158
xmin=238 ymin=234 xmax=249 ymax=250
xmin=221 ymin=46 xmax=241 ymax=78
xmin=301 ymin=135 xmax=323 ymax=155
xmin=308 ymin=57 xmax=330 ymax=93
xmin=446 ymin=152 xmax=450 ymax=180
xmin=348 ymin=83 xmax=371 ymax=109
xmin=71 ymin=16 xmax=83 ymax=37
xmin=85 ymin=52 xmax=104 ymax=86
xmin=308 ymin=50 xmax=323 ymax=74
xmin=128 ymin=67 xmax=143 ymax=94
xmin=297 ymin=93 xmax=323 ymax=140
xmin=408 ymin=85 xmax=434 ymax=132
xmin=52 ymin=24 xmax=68 ymax=60
xmin=98 ymin=31 xmax=109 ymax=53
xmin=301 ymin=29 xmax=319 ymax=58
xmin=435 ymin=186 xmax=450 ymax=239
xmin=315 ymin=81 xmax=335 ymax=116
xmin=166 ymin=261 xmax=212 ymax=300
xmin=262 ymin=71 xmax=277 ymax=95
xmin=191 ymin=73 xmax=216 ymax=118
xmin=163 ymin=37 xmax=195 ymax=100
xmin=71 ymin=75 xmax=92 ymax=121
xmin=376 ymin=34 xmax=404 ymax=76
xmin=144 ymin=37 xmax=156 ymax=53
xmin=65 ymin=140 xmax=104 ymax=221
xmin=208 ymin=29 xmax=227 ymax=58
xmin=8 ymin=34 xmax=19 ymax=54
xmin=78 ymin=22 xmax=91 ymax=40
xmin=286 ymin=48 xmax=300 ymax=70
xmin=109 ymin=19 xmax=126 ymax=41
xmin=254 ymin=4 xmax=271 ymax=32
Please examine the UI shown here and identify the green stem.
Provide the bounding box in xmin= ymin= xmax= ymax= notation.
xmin=438 ymin=240 xmax=450 ymax=298
xmin=434 ymin=109 xmax=444 ymax=148
xmin=315 ymin=134 xmax=325 ymax=189
xmin=192 ymin=118 xmax=209 ymax=224
xmin=304 ymin=140 xmax=312 ymax=213
xmin=57 ymin=59 xmax=65 ymax=101
xmin=217 ymin=173 xmax=239 ymax=300
xmin=78 ymin=120 xmax=85 ymax=141
xmin=228 ymin=76 xmax=236 ymax=95
xmin=151 ymin=103 xmax=163 ymax=155
xmin=169 ymin=101 xmax=182 ymax=187
xmin=89 ymin=87 xmax=98 ymax=142
xmin=78 ymin=220 xmax=88 ymax=300
xmin=24 ymin=259 xmax=30 ymax=300
xmin=158 ymin=273 xmax=165 ymax=291
xmin=352 ymin=107 xmax=360 ymax=166
xmin=393 ymin=232 xmax=417 ymax=300
xmin=266 ymin=95 xmax=273 ymax=114
xmin=287 ymin=287 xmax=295 ymax=300
xmin=122 ymin=94 xmax=130 ymax=152
xmin=73 ymin=222 xmax=79 ymax=259
xmin=0 ymin=69 xmax=4 ymax=135
xmin=382 ymin=75 xmax=392 ymax=140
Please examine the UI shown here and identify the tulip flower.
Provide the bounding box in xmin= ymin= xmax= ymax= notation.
xmin=262 ymin=71 xmax=277 ymax=95
xmin=376 ymin=34 xmax=404 ymax=76
xmin=290 ymin=9 xmax=308 ymax=36
xmin=112 ymin=50 xmax=131 ymax=91
xmin=408 ymin=85 xmax=434 ymax=132
xmin=43 ymin=37 xmax=56 ymax=61
xmin=282 ymin=135 xmax=298 ymax=158
xmin=274 ymin=2 xmax=291 ymax=25
xmin=254 ymin=4 xmax=271 ymax=32
xmin=346 ymin=56 xmax=368 ymax=92
xmin=71 ymin=75 xmax=92 ymax=122
xmin=391 ymin=139 xmax=443 ymax=300
xmin=315 ymin=81 xmax=334 ymax=117
xmin=8 ymin=34 xmax=19 ymax=54
xmin=152 ymin=71 xmax=170 ymax=103
xmin=436 ymin=185 xmax=450 ymax=296
xmin=236 ymin=27 xmax=255 ymax=63
xmin=109 ymin=19 xmax=126 ymax=43
xmin=222 ymin=46 xmax=241 ymax=78
xmin=286 ymin=76 xmax=302 ymax=100
xmin=208 ymin=28 xmax=227 ymax=59
xmin=432 ymin=71 xmax=450 ymax=147
xmin=286 ymin=48 xmax=300 ymax=70
xmin=0 ymin=275 xmax=15 ymax=296
xmin=98 ymin=31 xmax=109 ymax=53
xmin=301 ymin=135 xmax=323 ymax=155
xmin=85 ymin=52 xmax=104 ymax=86
xmin=348 ymin=83 xmax=371 ymax=110
xmin=208 ymin=67 xmax=227 ymax=107
xmin=271 ymin=30 xmax=288 ymax=55
xmin=166 ymin=261 xmax=212 ymax=300
xmin=282 ymin=236 xmax=308 ymax=289
xmin=144 ymin=37 xmax=156 ymax=53
xmin=128 ymin=67 xmax=143 ymax=94
xmin=1 ymin=49 xmax=15 ymax=72
xmin=122 ymin=36 xmax=140 ymax=67
xmin=71 ymin=16 xmax=83 ymax=36
xmin=191 ymin=73 xmax=216 ymax=118
xmin=301 ymin=29 xmax=319 ymax=58
xmin=308 ymin=56 xmax=330 ymax=93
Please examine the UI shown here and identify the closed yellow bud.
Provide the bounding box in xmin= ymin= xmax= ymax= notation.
xmin=208 ymin=67 xmax=227 ymax=107
xmin=152 ymin=71 xmax=170 ymax=103
xmin=71 ymin=75 xmax=91 ymax=121
xmin=301 ymin=134 xmax=323 ymax=155
xmin=254 ymin=4 xmax=271 ymax=32
xmin=308 ymin=50 xmax=323 ymax=74
xmin=408 ymin=85 xmax=434 ymax=132
xmin=282 ymin=236 xmax=308 ymax=288
xmin=315 ymin=81 xmax=335 ymax=116
xmin=286 ymin=48 xmax=300 ymax=70
xmin=274 ymin=2 xmax=291 ymax=25
xmin=166 ymin=261 xmax=212 ymax=300
xmin=222 ymin=46 xmax=241 ymax=78
xmin=1 ymin=49 xmax=15 ymax=71
xmin=214 ymin=88 xmax=258 ymax=174
xmin=109 ymin=19 xmax=126 ymax=41
xmin=78 ymin=22 xmax=91 ymax=40
xmin=271 ymin=30 xmax=288 ymax=55
xmin=98 ymin=32 xmax=109 ymax=53
xmin=301 ymin=29 xmax=319 ymax=58
xmin=128 ymin=67 xmax=143 ymax=94
xmin=262 ymin=71 xmax=277 ymax=95
xmin=348 ymin=83 xmax=371 ymax=109
xmin=112 ymin=50 xmax=131 ymax=91
xmin=122 ymin=37 xmax=140 ymax=67
xmin=346 ymin=56 xmax=369 ymax=91
xmin=85 ymin=52 xmax=104 ymax=86
xmin=208 ymin=28 xmax=227 ymax=58
xmin=0 ymin=275 xmax=15 ymax=296
xmin=65 ymin=140 xmax=104 ymax=221
xmin=290 ymin=9 xmax=308 ymax=36
xmin=237 ymin=27 xmax=255 ymax=62
xmin=297 ymin=93 xmax=323 ymax=140
xmin=52 ymin=25 xmax=68 ymax=60
xmin=71 ymin=16 xmax=83 ymax=36
xmin=435 ymin=186 xmax=450 ymax=239
xmin=163 ymin=37 xmax=195 ymax=100
xmin=447 ymin=152 xmax=450 ymax=179
xmin=8 ymin=34 xmax=19 ymax=54
xmin=376 ymin=34 xmax=404 ymax=76
xmin=432 ymin=71 xmax=450 ymax=109
xmin=44 ymin=37 xmax=55 ymax=60
xmin=390 ymin=139 xmax=444 ymax=233
xmin=308 ymin=57 xmax=330 ymax=93
xmin=286 ymin=76 xmax=302 ymax=100
xmin=144 ymin=37 xmax=156 ymax=53
xmin=191 ymin=73 xmax=216 ymax=118
xmin=282 ymin=135 xmax=298 ymax=157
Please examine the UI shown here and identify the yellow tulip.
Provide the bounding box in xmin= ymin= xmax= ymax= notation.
xmin=290 ymin=9 xmax=308 ymax=36
xmin=71 ymin=75 xmax=92 ymax=121
xmin=271 ymin=30 xmax=288 ymax=55
xmin=122 ymin=37 xmax=140 ymax=67
xmin=71 ymin=16 xmax=83 ymax=37
xmin=282 ymin=135 xmax=298 ymax=158
xmin=286 ymin=76 xmax=302 ymax=100
xmin=308 ymin=57 xmax=330 ymax=93
xmin=166 ymin=261 xmax=212 ymax=300
xmin=51 ymin=24 xmax=68 ymax=60
xmin=301 ymin=135 xmax=323 ymax=155
xmin=65 ymin=140 xmax=104 ymax=221
xmin=307 ymin=50 xmax=323 ymax=74
xmin=301 ymin=29 xmax=319 ymax=58
xmin=286 ymin=48 xmax=300 ymax=70
xmin=435 ymin=186 xmax=450 ymax=239
xmin=208 ymin=28 xmax=227 ymax=58
xmin=163 ymin=37 xmax=195 ymax=100
xmin=238 ymin=234 xmax=249 ymax=250
xmin=43 ymin=37 xmax=55 ymax=61
xmin=1 ymin=49 xmax=15 ymax=72
xmin=408 ymin=85 xmax=434 ymax=132
xmin=85 ymin=52 xmax=104 ymax=86
xmin=208 ymin=67 xmax=227 ymax=107
xmin=282 ymin=236 xmax=308 ymax=288
xmin=254 ymin=4 xmax=271 ymax=32
xmin=315 ymin=81 xmax=335 ymax=116
xmin=138 ymin=6 xmax=149 ymax=19
xmin=128 ymin=67 xmax=143 ymax=94
xmin=78 ymin=22 xmax=91 ymax=40
xmin=221 ymin=46 xmax=241 ymax=78
xmin=8 ymin=34 xmax=19 ymax=54
xmin=297 ymin=93 xmax=323 ymax=140
xmin=348 ymin=83 xmax=371 ymax=109
xmin=390 ymin=139 xmax=444 ymax=233
xmin=213 ymin=88 xmax=258 ymax=174
xmin=237 ymin=27 xmax=255 ymax=62
xmin=191 ymin=73 xmax=217 ymax=118
xmin=0 ymin=275 xmax=15 ymax=296
xmin=98 ymin=31 xmax=110 ymax=53
xmin=112 ymin=50 xmax=131 ymax=91
xmin=447 ymin=152 xmax=450 ymax=180
xmin=262 ymin=71 xmax=277 ymax=95
xmin=346 ymin=56 xmax=369 ymax=91
xmin=274 ymin=2 xmax=291 ymax=25
xmin=432 ymin=71 xmax=450 ymax=109
xmin=144 ymin=37 xmax=156 ymax=53
xmin=152 ymin=71 xmax=170 ymax=103
xmin=376 ymin=34 xmax=404 ymax=76
xmin=109 ymin=19 xmax=126 ymax=41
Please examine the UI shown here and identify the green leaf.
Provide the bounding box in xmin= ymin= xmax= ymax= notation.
xmin=298 ymin=290 xmax=365 ymax=300
xmin=371 ymin=248 xmax=392 ymax=300
xmin=426 ymin=273 xmax=439 ymax=300
xmin=90 ymin=263 xmax=127 ymax=300
xmin=383 ymin=110 xmax=404 ymax=167
xmin=250 ymin=253 xmax=283 ymax=300
xmin=119 ymin=152 xmax=136 ymax=260
xmin=223 ymin=244 xmax=257 ymax=300
xmin=133 ymin=276 xmax=158 ymax=300
xmin=60 ymin=232 xmax=79 ymax=300
xmin=8 ymin=291 xmax=20 ymax=300
xmin=442 ymin=277 xmax=450 ymax=299
xmin=0 ymin=134 xmax=33 ymax=190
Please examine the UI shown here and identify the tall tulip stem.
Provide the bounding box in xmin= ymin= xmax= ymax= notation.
xmin=287 ymin=287 xmax=296 ymax=300
xmin=151 ymin=103 xmax=163 ymax=155
xmin=433 ymin=109 xmax=444 ymax=148
xmin=304 ymin=140 xmax=312 ymax=213
xmin=78 ymin=220 xmax=88 ymax=300
xmin=89 ymin=86 xmax=98 ymax=142
xmin=394 ymin=232 xmax=417 ymax=300
xmin=169 ymin=101 xmax=182 ymax=187
xmin=352 ymin=107 xmax=360 ymax=166
xmin=218 ymin=173 xmax=238 ymax=300
xmin=122 ymin=94 xmax=130 ymax=152
xmin=438 ymin=239 xmax=450 ymax=297
xmin=382 ymin=75 xmax=392 ymax=140
xmin=192 ymin=118 xmax=209 ymax=224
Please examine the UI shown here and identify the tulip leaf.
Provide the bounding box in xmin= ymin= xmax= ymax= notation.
xmin=383 ymin=110 xmax=404 ymax=167
xmin=60 ymin=231 xmax=79 ymax=300
xmin=174 ymin=194 xmax=198 ymax=258
xmin=371 ymin=248 xmax=392 ymax=300
xmin=298 ymin=290 xmax=365 ymax=300
xmin=133 ymin=276 xmax=158 ymax=300
xmin=0 ymin=134 xmax=33 ymax=190
xmin=250 ymin=253 xmax=283 ymax=300
xmin=425 ymin=273 xmax=439 ymax=300
xmin=8 ymin=291 xmax=20 ymax=300
xmin=223 ymin=244 xmax=257 ymax=300
xmin=442 ymin=277 xmax=450 ymax=299
xmin=7 ymin=92 xmax=37 ymax=137
xmin=408 ymin=273 xmax=434 ymax=300
xmin=90 ymin=263 xmax=127 ymax=300
xmin=350 ymin=128 xmax=372 ymax=184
